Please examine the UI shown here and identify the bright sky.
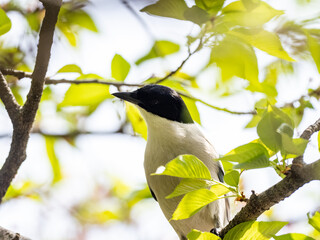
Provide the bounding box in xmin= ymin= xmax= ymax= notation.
xmin=0 ymin=0 xmax=320 ymax=239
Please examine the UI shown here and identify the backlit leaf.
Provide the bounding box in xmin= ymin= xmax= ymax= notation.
xmin=224 ymin=221 xmax=287 ymax=240
xmin=308 ymin=212 xmax=320 ymax=232
xmin=274 ymin=233 xmax=315 ymax=240
xmin=195 ymin=0 xmax=225 ymax=15
xmin=59 ymin=83 xmax=110 ymax=109
xmin=210 ymin=184 xmax=231 ymax=196
xmin=219 ymin=143 xmax=270 ymax=170
xmin=279 ymin=134 xmax=308 ymax=156
xmin=306 ymin=32 xmax=320 ymax=73
xmin=224 ymin=170 xmax=240 ymax=187
xmin=153 ymin=154 xmax=212 ymax=180
xmin=183 ymin=6 xmax=209 ymax=25
xmin=166 ymin=179 xmax=214 ymax=199
xmin=111 ymin=54 xmax=130 ymax=81
xmin=257 ymin=106 xmax=294 ymax=152
xmin=4 ymin=181 xmax=41 ymax=202
xmin=229 ymin=28 xmax=295 ymax=61
xmin=67 ymin=10 xmax=98 ymax=32
xmin=136 ymin=40 xmax=180 ymax=65
xmin=126 ymin=102 xmax=147 ymax=140
xmin=211 ymin=35 xmax=259 ymax=84
xmin=57 ymin=64 xmax=83 ymax=74
xmin=318 ymin=132 xmax=320 ymax=152
xmin=0 ymin=8 xmax=11 ymax=36
xmin=45 ymin=137 xmax=62 ymax=184
xmin=220 ymin=1 xmax=283 ymax=28
xmin=171 ymin=189 xmax=217 ymax=220
xmin=187 ymin=229 xmax=221 ymax=240
xmin=141 ymin=0 xmax=188 ymax=20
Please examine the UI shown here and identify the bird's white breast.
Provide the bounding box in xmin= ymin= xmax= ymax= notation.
xmin=139 ymin=107 xmax=225 ymax=237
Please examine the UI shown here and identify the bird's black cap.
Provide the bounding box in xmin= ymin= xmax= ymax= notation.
xmin=112 ymin=85 xmax=193 ymax=124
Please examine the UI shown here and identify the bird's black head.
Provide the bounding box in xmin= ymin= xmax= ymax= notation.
xmin=112 ymin=85 xmax=193 ymax=124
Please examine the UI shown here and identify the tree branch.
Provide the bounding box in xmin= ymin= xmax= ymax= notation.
xmin=0 ymin=0 xmax=62 ymax=203
xmin=220 ymin=117 xmax=320 ymax=238
xmin=0 ymin=71 xmax=21 ymax=124
xmin=0 ymin=226 xmax=31 ymax=240
xmin=45 ymin=78 xmax=144 ymax=87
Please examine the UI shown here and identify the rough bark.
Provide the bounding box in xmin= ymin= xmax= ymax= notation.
xmin=0 ymin=226 xmax=31 ymax=240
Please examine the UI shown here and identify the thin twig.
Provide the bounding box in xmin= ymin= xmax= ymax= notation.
xmin=0 ymin=68 xmax=32 ymax=79
xmin=154 ymin=40 xmax=203 ymax=85
xmin=178 ymin=91 xmax=257 ymax=115
xmin=121 ymin=0 xmax=155 ymax=40
xmin=45 ymin=78 xmax=145 ymax=87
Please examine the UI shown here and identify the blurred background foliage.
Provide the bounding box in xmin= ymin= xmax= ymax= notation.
xmin=0 ymin=0 xmax=320 ymax=239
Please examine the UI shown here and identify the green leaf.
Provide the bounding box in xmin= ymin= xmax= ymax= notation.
xmin=245 ymin=114 xmax=262 ymax=128
xmin=57 ymin=64 xmax=83 ymax=74
xmin=127 ymin=185 xmax=154 ymax=208
xmin=136 ymin=40 xmax=180 ymax=65
xmin=166 ymin=179 xmax=214 ymax=199
xmin=211 ymin=35 xmax=259 ymax=84
xmin=59 ymin=83 xmax=110 ymax=109
xmin=223 ymin=221 xmax=287 ymax=240
xmin=181 ymin=96 xmax=201 ymax=124
xmin=280 ymin=134 xmax=308 ymax=156
xmin=274 ymin=233 xmax=315 ymax=240
xmin=306 ymin=31 xmax=320 ymax=73
xmin=141 ymin=0 xmax=188 ymax=20
xmin=111 ymin=54 xmax=131 ymax=81
xmin=126 ymin=102 xmax=147 ymax=140
xmin=257 ymin=106 xmax=294 ymax=152
xmin=4 ymin=181 xmax=41 ymax=202
xmin=308 ymin=212 xmax=320 ymax=232
xmin=220 ymin=1 xmax=283 ymax=28
xmin=45 ymin=137 xmax=62 ymax=184
xmin=219 ymin=143 xmax=270 ymax=170
xmin=224 ymin=170 xmax=240 ymax=187
xmin=195 ymin=0 xmax=225 ymax=15
xmin=318 ymin=132 xmax=320 ymax=152
xmin=229 ymin=29 xmax=295 ymax=61
xmin=0 ymin=8 xmax=11 ymax=36
xmin=67 ymin=10 xmax=98 ymax=32
xmin=57 ymin=23 xmax=77 ymax=46
xmin=187 ymin=229 xmax=221 ymax=240
xmin=183 ymin=6 xmax=209 ymax=25
xmin=26 ymin=12 xmax=41 ymax=32
xmin=241 ymin=0 xmax=260 ymax=10
xmin=210 ymin=184 xmax=232 ymax=197
xmin=171 ymin=189 xmax=218 ymax=220
xmin=153 ymin=154 xmax=212 ymax=180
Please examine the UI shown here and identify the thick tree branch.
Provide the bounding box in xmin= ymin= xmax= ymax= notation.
xmin=0 ymin=71 xmax=21 ymax=124
xmin=0 ymin=1 xmax=62 ymax=202
xmin=0 ymin=226 xmax=30 ymax=240
xmin=220 ymin=117 xmax=320 ymax=238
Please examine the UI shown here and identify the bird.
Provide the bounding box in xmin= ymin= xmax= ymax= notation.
xmin=113 ymin=84 xmax=230 ymax=239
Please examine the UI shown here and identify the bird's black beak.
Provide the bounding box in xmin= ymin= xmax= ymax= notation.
xmin=112 ymin=91 xmax=141 ymax=105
